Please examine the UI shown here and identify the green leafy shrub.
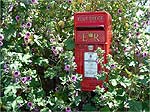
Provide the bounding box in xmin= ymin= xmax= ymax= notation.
xmin=0 ymin=0 xmax=149 ymax=111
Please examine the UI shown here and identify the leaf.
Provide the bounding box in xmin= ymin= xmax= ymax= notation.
xmin=3 ymin=24 xmax=16 ymax=40
xmin=64 ymin=38 xmax=74 ymax=50
xmin=44 ymin=68 xmax=56 ymax=79
xmin=96 ymin=72 xmax=106 ymax=80
xmin=9 ymin=61 xmax=22 ymax=70
xmin=139 ymin=66 xmax=149 ymax=73
xmin=22 ymin=54 xmax=32 ymax=64
xmin=101 ymin=106 xmax=111 ymax=112
xmin=111 ymin=79 xmax=117 ymax=86
xmin=74 ymin=96 xmax=81 ymax=106
xmin=30 ymin=79 xmax=40 ymax=87
xmin=4 ymin=86 xmax=13 ymax=95
xmin=129 ymin=100 xmax=142 ymax=112
xmin=142 ymin=100 xmax=150 ymax=111
xmin=107 ymin=102 xmax=113 ymax=108
xmin=59 ymin=77 xmax=67 ymax=85
xmin=34 ymin=35 xmax=42 ymax=47
xmin=120 ymin=81 xmax=126 ymax=88
xmin=82 ymin=103 xmax=97 ymax=111
xmin=138 ymin=75 xmax=144 ymax=80
xmin=125 ymin=68 xmax=132 ymax=77
xmin=40 ymin=108 xmax=50 ymax=112
xmin=35 ymin=57 xmax=49 ymax=67
xmin=12 ymin=100 xmax=17 ymax=111
xmin=129 ymin=61 xmax=136 ymax=67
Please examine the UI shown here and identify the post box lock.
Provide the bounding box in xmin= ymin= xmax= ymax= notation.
xmin=74 ymin=11 xmax=112 ymax=91
xmin=88 ymin=45 xmax=94 ymax=50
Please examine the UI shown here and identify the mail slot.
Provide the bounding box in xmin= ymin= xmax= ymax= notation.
xmin=74 ymin=11 xmax=112 ymax=91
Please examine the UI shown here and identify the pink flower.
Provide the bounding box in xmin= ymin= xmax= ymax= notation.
xmin=26 ymin=32 xmax=31 ymax=37
xmin=31 ymin=48 xmax=36 ymax=53
xmin=24 ymin=32 xmax=31 ymax=43
xmin=52 ymin=50 xmax=58 ymax=56
xmin=136 ymin=32 xmax=140 ymax=36
xmin=51 ymin=46 xmax=59 ymax=56
xmin=67 ymin=0 xmax=72 ymax=3
xmin=21 ymin=77 xmax=27 ymax=83
xmin=142 ymin=52 xmax=147 ymax=58
xmin=65 ymin=107 xmax=71 ymax=112
xmin=71 ymin=75 xmax=77 ymax=82
xmin=111 ymin=64 xmax=116 ymax=69
xmin=50 ymin=38 xmax=55 ymax=43
xmin=26 ymin=22 xmax=32 ymax=28
xmin=135 ymin=51 xmax=140 ymax=56
xmin=55 ymin=87 xmax=59 ymax=91
xmin=134 ymin=22 xmax=139 ymax=28
xmin=27 ymin=101 xmax=32 ymax=108
xmin=0 ymin=41 xmax=3 ymax=47
xmin=21 ymin=22 xmax=26 ymax=28
xmin=118 ymin=9 xmax=122 ymax=14
xmin=0 ymin=34 xmax=4 ymax=41
xmin=64 ymin=65 xmax=70 ymax=71
xmin=27 ymin=76 xmax=32 ymax=81
xmin=31 ymin=0 xmax=38 ymax=4
xmin=13 ymin=71 xmax=20 ymax=78
xmin=51 ymin=46 xmax=56 ymax=51
xmin=24 ymin=36 xmax=29 ymax=43
xmin=15 ymin=15 xmax=20 ymax=21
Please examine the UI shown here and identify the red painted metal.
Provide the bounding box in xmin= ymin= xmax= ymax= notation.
xmin=74 ymin=11 xmax=112 ymax=91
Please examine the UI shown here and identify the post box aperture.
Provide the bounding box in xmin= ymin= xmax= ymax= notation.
xmin=74 ymin=12 xmax=112 ymax=91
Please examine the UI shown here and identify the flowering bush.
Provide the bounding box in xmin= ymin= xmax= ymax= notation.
xmin=0 ymin=0 xmax=150 ymax=111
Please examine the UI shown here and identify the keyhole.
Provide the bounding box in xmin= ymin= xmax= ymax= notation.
xmin=90 ymin=55 xmax=92 ymax=58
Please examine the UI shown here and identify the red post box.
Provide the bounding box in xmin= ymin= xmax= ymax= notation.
xmin=74 ymin=11 xmax=112 ymax=91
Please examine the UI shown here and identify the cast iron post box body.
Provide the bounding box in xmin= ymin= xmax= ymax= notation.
xmin=74 ymin=11 xmax=112 ymax=91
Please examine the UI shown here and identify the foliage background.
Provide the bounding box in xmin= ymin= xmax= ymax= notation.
xmin=0 ymin=0 xmax=150 ymax=111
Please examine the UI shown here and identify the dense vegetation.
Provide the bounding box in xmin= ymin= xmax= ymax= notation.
xmin=0 ymin=0 xmax=150 ymax=111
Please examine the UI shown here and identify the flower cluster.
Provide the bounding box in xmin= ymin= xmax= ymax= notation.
xmin=21 ymin=21 xmax=32 ymax=29
xmin=24 ymin=32 xmax=31 ymax=44
xmin=51 ymin=46 xmax=63 ymax=56
xmin=21 ymin=76 xmax=32 ymax=84
xmin=13 ymin=70 xmax=32 ymax=84
xmin=135 ymin=50 xmax=148 ymax=58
